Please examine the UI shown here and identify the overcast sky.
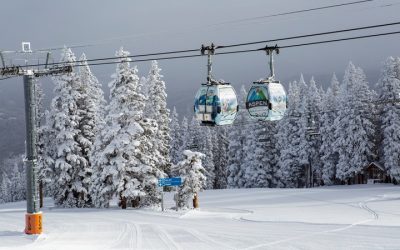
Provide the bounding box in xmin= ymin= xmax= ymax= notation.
xmin=2 ymin=0 xmax=400 ymax=116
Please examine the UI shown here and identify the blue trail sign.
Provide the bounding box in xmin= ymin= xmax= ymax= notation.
xmin=158 ymin=177 xmax=182 ymax=187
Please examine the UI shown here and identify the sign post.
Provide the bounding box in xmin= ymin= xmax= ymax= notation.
xmin=158 ymin=177 xmax=182 ymax=212
xmin=161 ymin=190 xmax=164 ymax=211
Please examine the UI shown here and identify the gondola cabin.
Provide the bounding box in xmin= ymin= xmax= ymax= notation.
xmin=246 ymin=81 xmax=287 ymax=121
xmin=194 ymin=84 xmax=238 ymax=126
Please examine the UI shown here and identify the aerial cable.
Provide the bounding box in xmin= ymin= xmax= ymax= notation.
xmin=12 ymin=20 xmax=400 ymax=69
xmin=214 ymin=0 xmax=374 ymax=27
xmin=1 ymin=30 xmax=399 ymax=72
xmin=21 ymin=0 xmax=375 ymax=53
xmin=35 ymin=44 xmax=96 ymax=52
xmin=81 ymin=48 xmax=199 ymax=64
xmin=86 ymin=54 xmax=203 ymax=67
xmin=82 ymin=28 xmax=400 ymax=69
xmin=218 ymin=20 xmax=400 ymax=49
xmin=279 ymin=30 xmax=400 ymax=49
xmin=24 ymin=29 xmax=400 ymax=69
xmin=215 ymin=30 xmax=400 ymax=56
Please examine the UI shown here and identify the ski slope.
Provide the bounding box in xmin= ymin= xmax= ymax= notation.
xmin=1 ymin=184 xmax=400 ymax=250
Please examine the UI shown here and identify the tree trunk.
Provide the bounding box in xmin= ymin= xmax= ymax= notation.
xmin=131 ymin=197 xmax=140 ymax=208
xmin=119 ymin=194 xmax=127 ymax=209
xmin=39 ymin=181 xmax=43 ymax=208
xmin=193 ymin=193 xmax=199 ymax=208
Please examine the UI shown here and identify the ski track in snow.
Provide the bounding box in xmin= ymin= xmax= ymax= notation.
xmin=359 ymin=199 xmax=379 ymax=220
xmin=185 ymin=228 xmax=234 ymax=250
xmin=140 ymin=224 xmax=179 ymax=250
xmin=133 ymin=223 xmax=141 ymax=250
xmin=108 ymin=222 xmax=136 ymax=250
xmin=155 ymin=225 xmax=182 ymax=250
xmin=242 ymin=195 xmax=383 ymax=250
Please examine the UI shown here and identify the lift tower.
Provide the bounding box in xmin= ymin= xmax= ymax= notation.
xmin=0 ymin=43 xmax=72 ymax=234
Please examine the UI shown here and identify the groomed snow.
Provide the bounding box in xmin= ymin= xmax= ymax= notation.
xmin=1 ymin=184 xmax=400 ymax=250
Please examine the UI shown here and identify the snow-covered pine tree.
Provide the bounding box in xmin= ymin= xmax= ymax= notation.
xmin=137 ymin=118 xmax=165 ymax=207
xmin=188 ymin=117 xmax=220 ymax=189
xmin=140 ymin=76 xmax=148 ymax=99
xmin=79 ymin=53 xmax=106 ymax=132
xmin=188 ymin=116 xmax=202 ymax=150
xmin=145 ymin=61 xmax=171 ymax=175
xmin=8 ymin=160 xmax=26 ymax=202
xmin=243 ymin=121 xmax=262 ymax=188
xmin=0 ymin=155 xmax=25 ymax=202
xmin=320 ymin=74 xmax=340 ymax=185
xmin=0 ymin=161 xmax=8 ymax=203
xmin=243 ymin=119 xmax=278 ymax=188
xmin=227 ymin=85 xmax=248 ymax=188
xmin=276 ymin=81 xmax=305 ymax=187
xmin=298 ymin=74 xmax=308 ymax=99
xmin=37 ymin=111 xmax=56 ymax=198
xmin=46 ymin=48 xmax=90 ymax=207
xmin=263 ymin=121 xmax=280 ymax=188
xmin=199 ymin=126 xmax=215 ymax=189
xmin=298 ymin=77 xmax=322 ymax=186
xmin=73 ymin=53 xmax=105 ymax=206
xmin=377 ymin=57 xmax=400 ymax=182
xmin=213 ymin=127 xmax=229 ymax=189
xmin=178 ymin=116 xmax=190 ymax=161
xmin=211 ymin=128 xmax=222 ymax=188
xmin=334 ymin=62 xmax=376 ymax=183
xmin=0 ymin=176 xmax=9 ymax=203
xmin=34 ymin=78 xmax=48 ymax=205
xmin=173 ymin=150 xmax=206 ymax=209
xmin=90 ymin=48 xmax=160 ymax=208
xmin=169 ymin=107 xmax=181 ymax=165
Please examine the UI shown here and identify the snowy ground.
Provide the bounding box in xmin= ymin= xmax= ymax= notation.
xmin=1 ymin=184 xmax=400 ymax=250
